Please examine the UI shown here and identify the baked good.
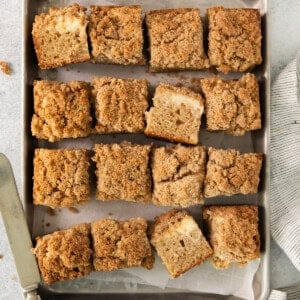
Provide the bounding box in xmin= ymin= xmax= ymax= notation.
xmin=207 ymin=6 xmax=262 ymax=73
xmin=92 ymin=142 xmax=152 ymax=203
xmin=204 ymin=148 xmax=263 ymax=197
xmin=201 ymin=73 xmax=261 ymax=135
xmin=89 ymin=5 xmax=145 ymax=65
xmin=203 ymin=205 xmax=260 ymax=269
xmin=91 ymin=218 xmax=154 ymax=271
xmin=151 ymin=144 xmax=206 ymax=207
xmin=150 ymin=210 xmax=213 ymax=278
xmin=144 ymin=83 xmax=204 ymax=144
xmin=31 ymin=80 xmax=92 ymax=142
xmin=92 ymin=77 xmax=149 ymax=133
xmin=33 ymin=149 xmax=90 ymax=208
xmin=145 ymin=8 xmax=209 ymax=72
xmin=32 ymin=4 xmax=90 ymax=69
xmin=0 ymin=61 xmax=11 ymax=75
xmin=32 ymin=224 xmax=92 ymax=284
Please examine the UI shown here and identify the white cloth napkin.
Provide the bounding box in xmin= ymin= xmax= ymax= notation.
xmin=270 ymin=53 xmax=300 ymax=272
xmin=269 ymin=284 xmax=300 ymax=300
xmin=268 ymin=53 xmax=300 ymax=299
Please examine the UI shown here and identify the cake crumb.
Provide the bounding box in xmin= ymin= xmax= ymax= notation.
xmin=189 ymin=77 xmax=203 ymax=93
xmin=0 ymin=61 xmax=11 ymax=75
xmin=46 ymin=207 xmax=56 ymax=216
xmin=68 ymin=207 xmax=79 ymax=214
xmin=0 ymin=254 xmax=3 ymax=259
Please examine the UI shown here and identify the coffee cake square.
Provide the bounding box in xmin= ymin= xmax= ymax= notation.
xmin=145 ymin=84 xmax=204 ymax=145
xmin=89 ymin=5 xmax=145 ymax=65
xmin=201 ymin=73 xmax=261 ymax=135
xmin=145 ymin=8 xmax=209 ymax=72
xmin=207 ymin=7 xmax=262 ymax=73
xmin=152 ymin=145 xmax=206 ymax=207
xmin=32 ymin=4 xmax=90 ymax=69
xmin=204 ymin=148 xmax=263 ymax=197
xmin=91 ymin=218 xmax=154 ymax=271
xmin=203 ymin=205 xmax=260 ymax=269
xmin=33 ymin=149 xmax=90 ymax=208
xmin=150 ymin=210 xmax=213 ymax=278
xmin=92 ymin=142 xmax=152 ymax=203
xmin=31 ymin=80 xmax=92 ymax=142
xmin=92 ymin=77 xmax=148 ymax=133
xmin=32 ymin=224 xmax=92 ymax=284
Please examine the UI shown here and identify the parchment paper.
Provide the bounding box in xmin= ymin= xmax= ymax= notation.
xmin=32 ymin=0 xmax=264 ymax=299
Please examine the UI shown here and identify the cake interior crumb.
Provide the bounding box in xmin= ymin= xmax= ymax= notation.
xmin=46 ymin=207 xmax=56 ymax=216
xmin=0 ymin=61 xmax=11 ymax=75
xmin=68 ymin=207 xmax=80 ymax=214
xmin=0 ymin=254 xmax=3 ymax=259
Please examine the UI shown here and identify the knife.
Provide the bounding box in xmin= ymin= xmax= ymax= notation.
xmin=0 ymin=153 xmax=41 ymax=300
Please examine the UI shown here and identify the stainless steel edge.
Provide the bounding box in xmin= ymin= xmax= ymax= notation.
xmin=21 ymin=0 xmax=28 ymax=223
xmin=260 ymin=0 xmax=271 ymax=298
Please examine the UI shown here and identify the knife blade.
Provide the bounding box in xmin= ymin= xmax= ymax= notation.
xmin=0 ymin=153 xmax=41 ymax=299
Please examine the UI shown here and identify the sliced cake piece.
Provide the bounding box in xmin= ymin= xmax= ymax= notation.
xmin=145 ymin=84 xmax=204 ymax=144
xmin=207 ymin=6 xmax=262 ymax=73
xmin=32 ymin=224 xmax=93 ymax=285
xmin=203 ymin=205 xmax=260 ymax=269
xmin=145 ymin=8 xmax=209 ymax=72
xmin=33 ymin=149 xmax=90 ymax=208
xmin=150 ymin=210 xmax=213 ymax=278
xmin=89 ymin=5 xmax=145 ymax=65
xmin=92 ymin=142 xmax=152 ymax=203
xmin=204 ymin=148 xmax=263 ymax=198
xmin=31 ymin=80 xmax=92 ymax=142
xmin=201 ymin=73 xmax=261 ymax=136
xmin=92 ymin=77 xmax=149 ymax=133
xmin=151 ymin=144 xmax=206 ymax=207
xmin=32 ymin=4 xmax=90 ymax=69
xmin=91 ymin=218 xmax=154 ymax=271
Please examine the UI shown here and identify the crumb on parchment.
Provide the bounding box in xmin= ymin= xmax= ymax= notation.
xmin=0 ymin=61 xmax=11 ymax=75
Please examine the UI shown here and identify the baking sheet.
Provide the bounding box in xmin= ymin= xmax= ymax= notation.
xmin=22 ymin=0 xmax=270 ymax=299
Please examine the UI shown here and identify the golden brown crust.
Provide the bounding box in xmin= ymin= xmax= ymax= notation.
xmin=204 ymin=148 xmax=263 ymax=197
xmin=32 ymin=224 xmax=93 ymax=285
xmin=0 ymin=61 xmax=11 ymax=75
xmin=89 ymin=5 xmax=145 ymax=65
xmin=201 ymin=73 xmax=261 ymax=135
xmin=203 ymin=205 xmax=260 ymax=269
xmin=91 ymin=218 xmax=154 ymax=271
xmin=150 ymin=210 xmax=213 ymax=278
xmin=146 ymin=8 xmax=209 ymax=72
xmin=208 ymin=7 xmax=262 ymax=73
xmin=92 ymin=77 xmax=149 ymax=133
xmin=32 ymin=4 xmax=90 ymax=69
xmin=151 ymin=145 xmax=206 ymax=207
xmin=31 ymin=80 xmax=92 ymax=142
xmin=92 ymin=141 xmax=152 ymax=203
xmin=33 ymin=149 xmax=90 ymax=208
xmin=144 ymin=83 xmax=204 ymax=145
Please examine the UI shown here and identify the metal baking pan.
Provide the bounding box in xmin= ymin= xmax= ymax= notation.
xmin=21 ymin=0 xmax=270 ymax=299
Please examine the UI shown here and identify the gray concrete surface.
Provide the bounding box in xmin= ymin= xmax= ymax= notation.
xmin=0 ymin=0 xmax=300 ymax=299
